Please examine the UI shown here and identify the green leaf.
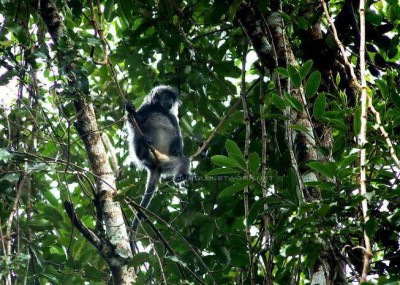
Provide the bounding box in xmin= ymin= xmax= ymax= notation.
xmin=275 ymin=67 xmax=288 ymax=77
xmin=284 ymin=168 xmax=301 ymax=205
xmin=206 ymin=168 xmax=238 ymax=176
xmin=218 ymin=181 xmax=249 ymax=198
xmin=225 ymin=139 xmax=243 ymax=159
xmin=199 ymin=222 xmax=214 ymax=247
xmin=129 ymin=252 xmax=153 ymax=267
xmin=290 ymin=124 xmax=313 ymax=137
xmin=313 ymin=92 xmax=326 ymax=120
xmin=214 ymin=62 xmax=241 ymax=77
xmin=299 ymin=60 xmax=313 ymax=79
xmin=335 ymin=73 xmax=341 ymax=86
xmin=211 ymin=155 xmax=238 ymax=168
xmin=248 ymin=152 xmax=260 ymax=173
xmin=116 ymin=0 xmax=131 ymax=26
xmin=307 ymin=161 xmax=337 ymax=179
xmin=230 ymin=153 xmax=247 ymax=169
xmin=0 ymin=148 xmax=11 ymax=162
xmin=25 ymin=218 xmax=52 ymax=229
xmin=26 ymin=163 xmax=50 ymax=174
xmin=285 ymin=94 xmax=303 ymax=112
xmin=272 ymin=94 xmax=287 ymax=110
xmin=86 ymin=37 xmax=102 ymax=46
xmin=305 ymin=71 xmax=321 ymax=98
xmin=43 ymin=190 xmax=59 ymax=207
xmin=104 ymin=0 xmax=116 ymax=22
xmin=42 ymin=205 xmax=64 ymax=225
xmin=338 ymin=153 xmax=359 ymax=169
xmin=247 ymin=198 xmax=266 ymax=226
xmin=225 ymin=139 xmax=246 ymax=168
xmin=389 ymin=90 xmax=400 ymax=108
xmin=287 ymin=64 xmax=301 ymax=88
xmin=365 ymin=218 xmax=378 ymax=238
xmin=375 ymin=79 xmax=388 ymax=100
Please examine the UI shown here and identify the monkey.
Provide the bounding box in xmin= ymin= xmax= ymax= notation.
xmin=126 ymin=85 xmax=191 ymax=233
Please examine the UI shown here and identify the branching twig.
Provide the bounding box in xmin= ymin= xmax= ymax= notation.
xmin=190 ymin=99 xmax=240 ymax=159
xmin=190 ymin=79 xmax=260 ymax=160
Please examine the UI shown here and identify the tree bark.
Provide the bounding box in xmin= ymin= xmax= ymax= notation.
xmin=236 ymin=1 xmax=346 ymax=283
xmin=34 ymin=1 xmax=135 ymax=283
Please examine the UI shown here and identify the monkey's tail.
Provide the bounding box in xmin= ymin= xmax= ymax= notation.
xmin=131 ymin=168 xmax=161 ymax=233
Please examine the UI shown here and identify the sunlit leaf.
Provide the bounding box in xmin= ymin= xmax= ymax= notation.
xmin=206 ymin=168 xmax=239 ymax=176
xmin=307 ymin=161 xmax=337 ymax=179
xmin=211 ymin=155 xmax=238 ymax=168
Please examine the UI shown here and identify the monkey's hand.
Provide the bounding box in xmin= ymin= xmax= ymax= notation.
xmin=125 ymin=102 xmax=137 ymax=115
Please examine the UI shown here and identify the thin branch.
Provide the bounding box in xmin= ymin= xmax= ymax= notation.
xmin=368 ymin=103 xmax=400 ymax=168
xmin=190 ymin=79 xmax=260 ymax=160
xmin=151 ymin=240 xmax=168 ymax=285
xmin=321 ymin=0 xmax=362 ymax=90
xmin=258 ymin=70 xmax=273 ymax=283
xmin=191 ymin=99 xmax=240 ymax=159
xmin=87 ymin=0 xmax=108 ymax=64
xmin=63 ymin=201 xmax=103 ymax=250
xmin=240 ymin=40 xmax=256 ymax=285
xmin=322 ymin=0 xmax=376 ymax=279
xmin=358 ymin=0 xmax=373 ymax=281
xmin=5 ymin=174 xmax=24 ymax=285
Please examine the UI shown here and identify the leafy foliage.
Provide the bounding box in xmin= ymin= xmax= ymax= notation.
xmin=1 ymin=0 xmax=400 ymax=284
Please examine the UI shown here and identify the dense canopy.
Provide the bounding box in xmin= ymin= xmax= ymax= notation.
xmin=0 ymin=0 xmax=400 ymax=284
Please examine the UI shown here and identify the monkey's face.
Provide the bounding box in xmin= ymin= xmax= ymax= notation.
xmin=155 ymin=90 xmax=178 ymax=110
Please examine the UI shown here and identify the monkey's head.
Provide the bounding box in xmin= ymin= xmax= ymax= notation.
xmin=144 ymin=85 xmax=181 ymax=112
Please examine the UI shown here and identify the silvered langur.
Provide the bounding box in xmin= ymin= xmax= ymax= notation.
xmin=126 ymin=85 xmax=191 ymax=232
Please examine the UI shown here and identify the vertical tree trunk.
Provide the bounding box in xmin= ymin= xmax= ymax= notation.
xmin=34 ymin=1 xmax=135 ymax=283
